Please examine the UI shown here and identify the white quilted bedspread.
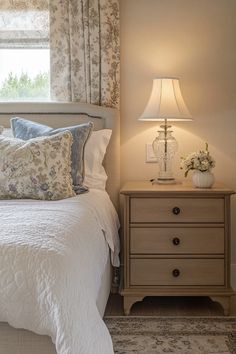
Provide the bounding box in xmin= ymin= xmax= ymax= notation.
xmin=0 ymin=190 xmax=120 ymax=354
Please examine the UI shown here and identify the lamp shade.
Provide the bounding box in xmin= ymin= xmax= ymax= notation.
xmin=139 ymin=77 xmax=192 ymax=121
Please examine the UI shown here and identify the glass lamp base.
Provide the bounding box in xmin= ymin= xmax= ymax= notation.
xmin=152 ymin=122 xmax=179 ymax=186
xmin=151 ymin=178 xmax=182 ymax=185
xmin=151 ymin=178 xmax=177 ymax=185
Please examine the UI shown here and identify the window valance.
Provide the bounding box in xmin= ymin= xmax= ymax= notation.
xmin=0 ymin=0 xmax=49 ymax=48
xmin=1 ymin=0 xmax=48 ymax=11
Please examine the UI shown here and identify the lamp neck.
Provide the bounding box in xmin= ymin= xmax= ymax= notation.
xmin=160 ymin=119 xmax=172 ymax=132
xmin=159 ymin=119 xmax=172 ymax=170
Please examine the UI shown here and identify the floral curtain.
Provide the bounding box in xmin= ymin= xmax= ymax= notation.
xmin=49 ymin=0 xmax=120 ymax=108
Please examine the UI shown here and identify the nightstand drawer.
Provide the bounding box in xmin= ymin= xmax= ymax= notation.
xmin=130 ymin=197 xmax=224 ymax=223
xmin=130 ymin=227 xmax=224 ymax=254
xmin=130 ymin=258 xmax=225 ymax=286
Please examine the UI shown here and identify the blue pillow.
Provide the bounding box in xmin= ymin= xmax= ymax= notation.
xmin=11 ymin=117 xmax=93 ymax=194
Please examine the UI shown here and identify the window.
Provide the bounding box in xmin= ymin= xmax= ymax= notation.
xmin=0 ymin=1 xmax=50 ymax=101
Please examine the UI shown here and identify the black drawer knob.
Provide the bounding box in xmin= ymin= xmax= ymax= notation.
xmin=172 ymin=269 xmax=180 ymax=277
xmin=172 ymin=237 xmax=180 ymax=246
xmin=172 ymin=206 xmax=181 ymax=215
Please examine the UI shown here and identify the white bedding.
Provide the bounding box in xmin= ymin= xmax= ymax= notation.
xmin=0 ymin=190 xmax=120 ymax=354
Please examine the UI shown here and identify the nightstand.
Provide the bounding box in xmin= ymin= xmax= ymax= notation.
xmin=120 ymin=181 xmax=235 ymax=315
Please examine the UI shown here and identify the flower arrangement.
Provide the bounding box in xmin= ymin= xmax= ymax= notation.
xmin=181 ymin=143 xmax=215 ymax=177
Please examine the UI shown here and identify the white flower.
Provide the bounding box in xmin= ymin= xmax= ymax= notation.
xmin=181 ymin=143 xmax=215 ymax=177
xmin=193 ymin=158 xmax=200 ymax=168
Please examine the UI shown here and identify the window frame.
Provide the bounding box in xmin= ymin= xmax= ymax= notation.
xmin=0 ymin=6 xmax=50 ymax=101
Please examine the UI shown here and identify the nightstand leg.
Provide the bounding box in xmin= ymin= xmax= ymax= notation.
xmin=123 ymin=296 xmax=144 ymax=316
xmin=210 ymin=296 xmax=230 ymax=316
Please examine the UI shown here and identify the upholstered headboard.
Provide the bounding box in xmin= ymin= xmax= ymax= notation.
xmin=0 ymin=102 xmax=120 ymax=210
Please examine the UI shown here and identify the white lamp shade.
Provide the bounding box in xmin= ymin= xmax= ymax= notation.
xmin=139 ymin=77 xmax=192 ymax=121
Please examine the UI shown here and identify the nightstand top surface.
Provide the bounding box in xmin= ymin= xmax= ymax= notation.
xmin=120 ymin=180 xmax=234 ymax=195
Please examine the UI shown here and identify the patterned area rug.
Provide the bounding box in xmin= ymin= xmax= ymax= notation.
xmin=104 ymin=317 xmax=236 ymax=354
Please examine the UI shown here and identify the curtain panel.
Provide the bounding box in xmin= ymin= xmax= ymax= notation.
xmin=50 ymin=0 xmax=120 ymax=108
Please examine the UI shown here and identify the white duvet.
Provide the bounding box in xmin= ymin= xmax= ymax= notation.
xmin=0 ymin=189 xmax=120 ymax=354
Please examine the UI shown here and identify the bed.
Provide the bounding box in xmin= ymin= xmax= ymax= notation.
xmin=0 ymin=102 xmax=120 ymax=354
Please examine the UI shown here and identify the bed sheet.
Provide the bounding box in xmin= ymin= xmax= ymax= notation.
xmin=0 ymin=190 xmax=120 ymax=354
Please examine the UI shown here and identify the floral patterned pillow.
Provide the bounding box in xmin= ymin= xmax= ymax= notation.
xmin=0 ymin=131 xmax=76 ymax=200
xmin=11 ymin=118 xmax=94 ymax=194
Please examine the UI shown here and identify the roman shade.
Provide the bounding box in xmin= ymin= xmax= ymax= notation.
xmin=0 ymin=0 xmax=49 ymax=49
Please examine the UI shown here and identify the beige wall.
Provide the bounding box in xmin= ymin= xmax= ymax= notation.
xmin=120 ymin=0 xmax=236 ymax=263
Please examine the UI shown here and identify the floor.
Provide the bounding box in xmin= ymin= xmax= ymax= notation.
xmin=105 ymin=294 xmax=227 ymax=316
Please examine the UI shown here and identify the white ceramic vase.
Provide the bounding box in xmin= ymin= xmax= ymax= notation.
xmin=192 ymin=170 xmax=215 ymax=188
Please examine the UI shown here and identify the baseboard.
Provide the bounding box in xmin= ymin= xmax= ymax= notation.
xmin=231 ymin=264 xmax=236 ymax=290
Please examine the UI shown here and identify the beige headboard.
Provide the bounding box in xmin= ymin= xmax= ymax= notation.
xmin=0 ymin=102 xmax=120 ymax=210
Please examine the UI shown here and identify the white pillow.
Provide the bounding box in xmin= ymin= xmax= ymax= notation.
xmin=1 ymin=128 xmax=13 ymax=138
xmin=84 ymin=129 xmax=112 ymax=190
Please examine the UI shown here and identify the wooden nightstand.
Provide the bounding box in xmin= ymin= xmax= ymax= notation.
xmin=120 ymin=181 xmax=235 ymax=315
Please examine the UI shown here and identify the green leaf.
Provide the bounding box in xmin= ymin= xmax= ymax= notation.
xmin=0 ymin=72 xmax=50 ymax=101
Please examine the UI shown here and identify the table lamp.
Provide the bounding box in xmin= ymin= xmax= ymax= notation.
xmin=139 ymin=77 xmax=192 ymax=184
